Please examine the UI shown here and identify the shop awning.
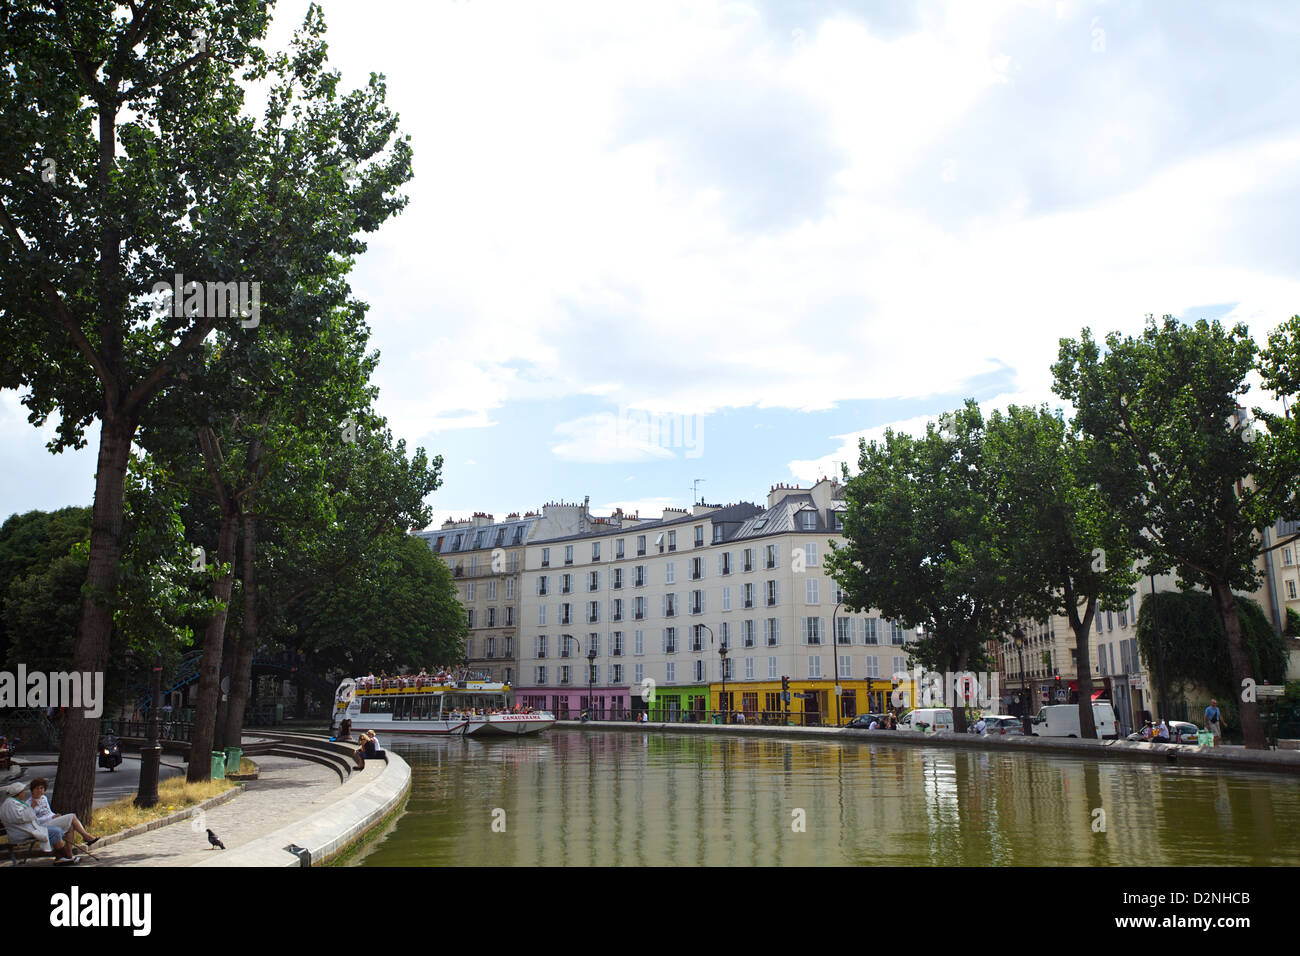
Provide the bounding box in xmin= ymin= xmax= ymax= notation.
xmin=1091 ymin=689 xmax=1108 ymax=701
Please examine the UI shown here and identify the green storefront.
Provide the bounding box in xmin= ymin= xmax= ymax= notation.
xmin=648 ymin=685 xmax=709 ymax=722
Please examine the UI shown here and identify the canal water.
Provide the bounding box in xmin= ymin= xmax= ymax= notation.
xmin=356 ymin=729 xmax=1300 ymax=866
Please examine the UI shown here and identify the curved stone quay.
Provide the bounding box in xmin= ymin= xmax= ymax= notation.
xmin=355 ymin=726 xmax=1300 ymax=868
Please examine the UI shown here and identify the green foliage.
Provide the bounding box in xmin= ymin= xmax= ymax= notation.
xmin=1255 ymin=315 xmax=1300 ymax=523
xmin=290 ymin=534 xmax=466 ymax=675
xmin=1135 ymin=590 xmax=1287 ymax=705
xmin=0 ymin=507 xmax=92 ymax=663
xmin=1286 ymin=607 xmax=1300 ymax=637
xmin=826 ymin=401 xmax=1020 ymax=701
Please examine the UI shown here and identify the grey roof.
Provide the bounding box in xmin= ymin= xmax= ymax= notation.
xmin=732 ymin=494 xmax=835 ymax=540
xmin=414 ymin=516 xmax=538 ymax=554
xmin=527 ymin=502 xmax=762 ymax=546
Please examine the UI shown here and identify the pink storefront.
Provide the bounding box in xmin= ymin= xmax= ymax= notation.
xmin=516 ymin=687 xmax=630 ymax=720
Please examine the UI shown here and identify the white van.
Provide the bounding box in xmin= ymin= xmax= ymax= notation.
xmin=897 ymin=708 xmax=954 ymax=733
xmin=1031 ymin=703 xmax=1118 ymax=739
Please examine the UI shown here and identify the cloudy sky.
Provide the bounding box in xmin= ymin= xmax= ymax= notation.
xmin=4 ymin=0 xmax=1299 ymax=528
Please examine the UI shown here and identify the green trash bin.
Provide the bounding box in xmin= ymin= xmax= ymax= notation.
xmin=711 ymin=714 xmax=722 ymax=725
xmin=225 ymin=746 xmax=243 ymax=775
xmin=210 ymin=750 xmax=226 ymax=779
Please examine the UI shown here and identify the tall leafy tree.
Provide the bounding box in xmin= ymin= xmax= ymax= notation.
xmin=1256 ymin=315 xmax=1300 ymax=529
xmin=0 ymin=1 xmax=412 ymax=816
xmin=826 ymin=401 xmax=1022 ymax=732
xmin=983 ymin=405 xmax=1139 ymax=738
xmin=1053 ymin=317 xmax=1289 ymax=749
xmin=0 ymin=507 xmax=91 ymax=664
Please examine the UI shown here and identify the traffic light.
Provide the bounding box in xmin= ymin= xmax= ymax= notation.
xmin=781 ymin=676 xmax=789 ymax=693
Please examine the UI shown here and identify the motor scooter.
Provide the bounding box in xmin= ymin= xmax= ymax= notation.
xmin=98 ymin=734 xmax=122 ymax=771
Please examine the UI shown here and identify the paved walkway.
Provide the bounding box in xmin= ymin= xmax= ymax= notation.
xmin=7 ymin=752 xmax=184 ymax=808
xmin=81 ymin=755 xmax=379 ymax=867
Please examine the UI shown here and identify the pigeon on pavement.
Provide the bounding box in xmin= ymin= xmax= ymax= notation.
xmin=207 ymin=828 xmax=226 ymax=850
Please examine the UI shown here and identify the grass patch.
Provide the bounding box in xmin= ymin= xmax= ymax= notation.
xmin=87 ymin=774 xmax=237 ymax=839
xmin=232 ymin=756 xmax=257 ymax=776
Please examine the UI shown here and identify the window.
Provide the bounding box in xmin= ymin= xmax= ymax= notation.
xmin=617 ymin=538 xmax=625 ymax=559
xmin=892 ymin=655 xmax=906 ymax=676
xmin=487 ymin=637 xmax=497 ymax=658
xmin=665 ymin=562 xmax=675 ymax=584
xmin=505 ymin=636 xmax=513 ymax=656
xmin=769 ymin=657 xmax=778 ymax=679
xmin=467 ymin=582 xmax=476 ymax=601
xmin=839 ymin=655 xmax=852 ymax=679
xmin=806 ymin=579 xmax=819 ymax=604
xmin=713 ymin=525 xmax=725 ymax=544
xmin=536 ymin=634 xmax=548 ymax=658
xmin=635 ymin=630 xmax=644 ymax=655
xmin=506 ymin=578 xmax=515 ymax=598
xmin=536 ymin=666 xmax=548 ymax=684
xmin=561 ymin=574 xmax=572 ymax=594
xmin=560 ymin=666 xmax=571 ymax=685
xmin=694 ymin=525 xmax=705 ymax=547
xmin=611 ymin=664 xmax=623 ymax=684
xmin=635 ymin=596 xmax=646 ymax=620
xmin=487 ymin=607 xmax=497 ymax=627
xmin=805 ymin=542 xmax=818 ymax=566
xmin=588 ymin=601 xmax=600 ymax=623
xmin=808 ymin=655 xmax=822 ymax=678
xmin=1288 ymin=579 xmax=1298 ymax=601
xmin=745 ymin=657 xmax=755 ymax=680
xmin=766 ymin=580 xmax=779 ymax=606
xmin=637 ymin=535 xmax=646 ymax=556
xmin=837 ymin=617 xmax=853 ymax=644
xmin=612 ymin=632 xmax=624 ymax=656
xmin=1284 ymin=547 xmax=1294 ymax=566
xmin=634 ymin=662 xmax=644 ymax=684
xmin=541 ymin=547 xmax=550 ymax=567
xmin=720 ymin=552 xmax=732 ymax=575
xmin=592 ymin=542 xmax=600 ymax=561
xmin=668 ymin=531 xmax=677 ymax=552
xmin=537 ymin=576 xmax=549 ymax=596
xmin=743 ymin=583 xmax=755 ymax=608
xmin=666 ymin=662 xmax=676 ymax=683
xmin=664 ymin=628 xmax=677 ymax=654
xmin=862 ymin=617 xmax=880 ymax=645
xmin=890 ymin=620 xmax=906 ymax=645
xmin=764 ymin=618 xmax=779 ymax=646
xmin=722 ymin=586 xmax=731 ymax=611
xmin=467 ymin=609 xmax=475 ymax=628
xmin=1118 ymin=607 xmax=1127 ymax=628
xmin=743 ymin=548 xmax=754 ymax=572
xmin=561 ymin=603 xmax=572 ymax=625
xmin=589 ymin=570 xmax=600 ymax=591
xmin=504 ymin=606 xmax=514 ymax=626
xmin=1107 ymin=611 xmax=1114 ymax=631
xmin=690 ymin=590 xmax=704 ymax=614
xmin=513 ymin=526 xmax=525 ymax=545
xmin=832 ymin=511 xmax=844 ymax=530
xmin=805 ymin=617 xmax=823 ymax=645
xmin=612 ymin=568 xmax=623 ymax=589
xmin=664 ymin=593 xmax=677 ymax=617
xmin=721 ymin=658 xmax=733 ymax=680
xmin=613 ymin=598 xmax=623 ymax=622
xmin=691 ymin=626 xmax=706 ymax=652
xmin=693 ymin=659 xmax=704 ymax=682
xmin=538 ymin=605 xmax=547 ymax=626
xmin=588 ymin=633 xmax=600 ymax=656
xmin=719 ymin=621 xmax=730 ymax=648
xmin=691 ymin=557 xmax=703 ymax=579
xmin=565 ymin=545 xmax=574 ymax=565
xmin=765 ymin=544 xmax=778 ymax=569
xmin=864 ymin=656 xmax=879 ymax=678
xmin=488 ymin=579 xmax=497 ymax=599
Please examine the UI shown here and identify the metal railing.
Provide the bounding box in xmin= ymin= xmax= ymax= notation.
xmin=569 ymin=708 xmax=838 ymax=727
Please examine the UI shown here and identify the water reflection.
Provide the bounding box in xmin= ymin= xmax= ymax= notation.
xmin=357 ymin=731 xmax=1300 ymax=867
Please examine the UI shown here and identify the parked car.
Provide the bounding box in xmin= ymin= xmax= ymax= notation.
xmin=846 ymin=713 xmax=890 ymax=729
xmin=1127 ymin=721 xmax=1202 ymax=744
xmin=972 ymin=715 xmax=1023 ymax=736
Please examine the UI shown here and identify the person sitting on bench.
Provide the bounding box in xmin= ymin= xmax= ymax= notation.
xmin=28 ymin=778 xmax=98 ymax=846
xmin=1 ymin=781 xmax=79 ymax=864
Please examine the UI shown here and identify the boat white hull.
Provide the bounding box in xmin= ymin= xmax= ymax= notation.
xmin=344 ymin=713 xmax=555 ymax=737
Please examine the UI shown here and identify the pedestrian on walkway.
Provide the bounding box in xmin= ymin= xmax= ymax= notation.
xmin=1 ymin=781 xmax=79 ymax=864
xmin=1204 ymin=699 xmax=1225 ymax=740
xmin=28 ymin=778 xmax=98 ymax=846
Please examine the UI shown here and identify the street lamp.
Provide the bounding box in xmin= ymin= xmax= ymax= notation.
xmin=1013 ymin=626 xmax=1031 ymax=736
xmin=587 ymin=646 xmax=598 ymax=720
xmin=831 ymin=600 xmax=843 ymax=727
xmin=698 ymin=623 xmax=721 ymax=722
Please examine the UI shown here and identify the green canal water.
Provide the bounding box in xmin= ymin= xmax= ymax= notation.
xmin=356 ymin=729 xmax=1300 ymax=866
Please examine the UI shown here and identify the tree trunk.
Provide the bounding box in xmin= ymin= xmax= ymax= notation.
xmin=951 ymin=646 xmax=970 ymax=734
xmin=56 ymin=412 xmax=137 ymax=822
xmin=188 ymin=511 xmax=240 ymax=781
xmin=1210 ymin=580 xmax=1266 ymax=749
xmin=1068 ymin=590 xmax=1098 ymax=739
xmin=222 ymin=510 xmax=259 ymax=747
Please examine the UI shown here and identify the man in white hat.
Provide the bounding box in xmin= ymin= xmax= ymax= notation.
xmin=1 ymin=781 xmax=79 ymax=864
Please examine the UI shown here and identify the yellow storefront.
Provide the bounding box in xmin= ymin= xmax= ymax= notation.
xmin=710 ymin=678 xmax=894 ymax=726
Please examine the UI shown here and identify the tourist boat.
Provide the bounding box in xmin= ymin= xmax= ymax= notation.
xmin=332 ymin=676 xmax=555 ymax=737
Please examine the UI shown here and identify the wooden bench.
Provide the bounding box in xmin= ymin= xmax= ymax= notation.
xmin=2 ymin=834 xmax=43 ymax=865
